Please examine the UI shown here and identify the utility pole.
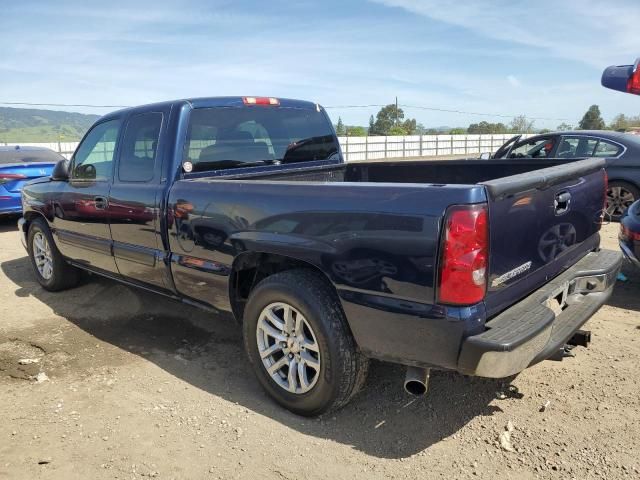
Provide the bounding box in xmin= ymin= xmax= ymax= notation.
xmin=395 ymin=96 xmax=398 ymax=126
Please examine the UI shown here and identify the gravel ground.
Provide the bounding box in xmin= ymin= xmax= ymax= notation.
xmin=0 ymin=217 xmax=638 ymax=480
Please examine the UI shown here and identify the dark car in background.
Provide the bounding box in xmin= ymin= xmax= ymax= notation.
xmin=492 ymin=130 xmax=640 ymax=220
xmin=0 ymin=146 xmax=64 ymax=216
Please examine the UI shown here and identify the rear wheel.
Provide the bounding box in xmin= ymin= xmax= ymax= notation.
xmin=243 ymin=269 xmax=368 ymax=416
xmin=606 ymin=181 xmax=639 ymax=221
xmin=27 ymin=218 xmax=80 ymax=291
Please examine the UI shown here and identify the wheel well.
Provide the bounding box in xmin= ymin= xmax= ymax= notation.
xmin=229 ymin=252 xmax=335 ymax=322
xmin=22 ymin=211 xmax=47 ymax=233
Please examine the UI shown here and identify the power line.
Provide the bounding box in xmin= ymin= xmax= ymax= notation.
xmin=0 ymin=100 xmax=572 ymax=122
xmin=325 ymin=103 xmax=571 ymax=122
xmin=399 ymin=104 xmax=571 ymax=122
xmin=323 ymin=104 xmax=387 ymax=109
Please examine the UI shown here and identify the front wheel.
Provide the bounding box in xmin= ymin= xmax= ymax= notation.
xmin=27 ymin=218 xmax=80 ymax=291
xmin=606 ymin=181 xmax=639 ymax=221
xmin=243 ymin=270 xmax=368 ymax=416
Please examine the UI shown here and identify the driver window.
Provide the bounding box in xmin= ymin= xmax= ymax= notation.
xmin=72 ymin=119 xmax=121 ymax=181
xmin=509 ymin=138 xmax=556 ymax=158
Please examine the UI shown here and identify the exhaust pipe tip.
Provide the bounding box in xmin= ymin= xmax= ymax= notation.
xmin=404 ymin=380 xmax=428 ymax=396
xmin=404 ymin=366 xmax=430 ymax=396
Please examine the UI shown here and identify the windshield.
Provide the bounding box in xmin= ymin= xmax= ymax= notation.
xmin=0 ymin=148 xmax=64 ymax=164
xmin=184 ymin=106 xmax=340 ymax=172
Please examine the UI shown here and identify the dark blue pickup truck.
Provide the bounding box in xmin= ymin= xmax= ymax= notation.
xmin=19 ymin=97 xmax=622 ymax=415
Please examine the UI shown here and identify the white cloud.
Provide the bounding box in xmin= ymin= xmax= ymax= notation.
xmin=2 ymin=0 xmax=640 ymax=129
xmin=507 ymin=75 xmax=520 ymax=87
xmin=371 ymin=0 xmax=640 ymax=68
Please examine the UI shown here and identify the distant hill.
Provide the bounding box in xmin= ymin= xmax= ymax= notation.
xmin=0 ymin=107 xmax=100 ymax=142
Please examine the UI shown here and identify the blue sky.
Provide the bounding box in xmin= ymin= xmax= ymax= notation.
xmin=1 ymin=0 xmax=639 ymax=129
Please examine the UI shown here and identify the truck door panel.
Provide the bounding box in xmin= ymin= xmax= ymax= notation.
xmin=109 ymin=110 xmax=168 ymax=290
xmin=53 ymin=118 xmax=121 ymax=274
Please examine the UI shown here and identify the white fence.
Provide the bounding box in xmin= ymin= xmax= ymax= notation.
xmin=2 ymin=134 xmax=533 ymax=162
xmin=337 ymin=133 xmax=533 ymax=161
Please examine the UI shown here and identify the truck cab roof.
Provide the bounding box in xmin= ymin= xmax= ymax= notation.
xmin=104 ymin=97 xmax=321 ymax=120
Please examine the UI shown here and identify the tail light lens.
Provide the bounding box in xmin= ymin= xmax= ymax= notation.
xmin=0 ymin=173 xmax=27 ymax=185
xmin=438 ymin=204 xmax=488 ymax=305
xmin=627 ymin=65 xmax=640 ymax=95
xmin=620 ymin=224 xmax=640 ymax=241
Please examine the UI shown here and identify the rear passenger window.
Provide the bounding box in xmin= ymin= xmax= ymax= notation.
xmin=119 ymin=112 xmax=163 ymax=182
xmin=557 ymin=137 xmax=598 ymax=158
xmin=594 ymin=140 xmax=622 ymax=157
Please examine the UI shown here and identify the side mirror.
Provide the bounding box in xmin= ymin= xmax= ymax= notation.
xmin=479 ymin=152 xmax=491 ymax=160
xmin=51 ymin=159 xmax=70 ymax=181
xmin=601 ymin=58 xmax=640 ymax=95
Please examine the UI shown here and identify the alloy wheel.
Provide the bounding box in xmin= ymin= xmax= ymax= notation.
xmin=606 ymin=186 xmax=635 ymax=217
xmin=256 ymin=302 xmax=321 ymax=394
xmin=33 ymin=232 xmax=53 ymax=280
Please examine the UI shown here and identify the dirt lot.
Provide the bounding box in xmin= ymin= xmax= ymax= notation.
xmin=0 ymin=218 xmax=638 ymax=480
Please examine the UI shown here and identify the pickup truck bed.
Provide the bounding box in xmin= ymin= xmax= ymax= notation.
xmin=169 ymin=156 xmax=618 ymax=372
xmin=19 ymin=97 xmax=622 ymax=415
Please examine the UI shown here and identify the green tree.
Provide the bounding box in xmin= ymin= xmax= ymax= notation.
xmin=372 ymin=104 xmax=403 ymax=135
xmin=346 ymin=126 xmax=367 ymax=136
xmin=371 ymin=104 xmax=418 ymax=135
xmin=510 ymin=115 xmax=535 ymax=133
xmin=608 ymin=114 xmax=640 ymax=131
xmin=467 ymin=121 xmax=509 ymax=134
xmin=556 ymin=122 xmax=573 ymax=131
xmin=388 ymin=125 xmax=408 ymax=135
xmin=578 ymin=105 xmax=605 ymax=130
xmin=610 ymin=114 xmax=629 ymax=131
xmin=414 ymin=123 xmax=427 ymax=135
xmin=335 ymin=117 xmax=346 ymax=135
xmin=368 ymin=115 xmax=376 ymax=135
xmin=402 ymin=118 xmax=417 ymax=135
xmin=449 ymin=127 xmax=467 ymax=134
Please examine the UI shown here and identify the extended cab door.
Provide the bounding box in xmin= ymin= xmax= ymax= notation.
xmin=108 ymin=110 xmax=169 ymax=290
xmin=52 ymin=118 xmax=121 ymax=274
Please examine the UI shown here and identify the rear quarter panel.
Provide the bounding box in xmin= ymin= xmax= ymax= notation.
xmin=166 ymin=179 xmax=488 ymax=369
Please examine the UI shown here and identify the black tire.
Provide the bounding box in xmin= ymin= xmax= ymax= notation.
xmin=27 ymin=218 xmax=80 ymax=291
xmin=243 ymin=269 xmax=368 ymax=416
xmin=606 ymin=180 xmax=640 ymax=221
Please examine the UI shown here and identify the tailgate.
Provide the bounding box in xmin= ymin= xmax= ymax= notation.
xmin=0 ymin=163 xmax=55 ymax=193
xmin=480 ymin=158 xmax=606 ymax=316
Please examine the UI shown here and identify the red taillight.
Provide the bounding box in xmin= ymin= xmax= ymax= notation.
xmin=627 ymin=65 xmax=640 ymax=94
xmin=0 ymin=173 xmax=27 ymax=184
xmin=242 ymin=96 xmax=280 ymax=106
xmin=438 ymin=204 xmax=488 ymax=305
xmin=621 ymin=224 xmax=640 ymax=241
